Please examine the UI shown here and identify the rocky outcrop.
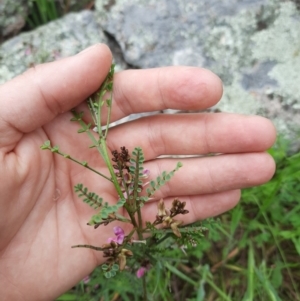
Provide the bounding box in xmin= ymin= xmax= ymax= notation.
xmin=1 ymin=0 xmax=299 ymax=147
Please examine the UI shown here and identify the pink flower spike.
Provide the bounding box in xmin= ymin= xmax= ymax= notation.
xmin=136 ymin=267 xmax=147 ymax=278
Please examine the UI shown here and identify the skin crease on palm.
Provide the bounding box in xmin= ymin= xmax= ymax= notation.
xmin=0 ymin=44 xmax=276 ymax=301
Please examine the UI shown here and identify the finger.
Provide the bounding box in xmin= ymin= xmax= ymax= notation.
xmin=112 ymin=67 xmax=223 ymax=118
xmin=141 ymin=153 xmax=275 ymax=199
xmin=142 ymin=190 xmax=241 ymax=224
xmin=106 ymin=113 xmax=276 ymax=158
xmin=0 ymin=44 xmax=112 ymax=151
xmin=76 ymin=66 xmax=223 ymax=123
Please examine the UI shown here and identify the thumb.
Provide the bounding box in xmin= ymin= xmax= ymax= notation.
xmin=0 ymin=44 xmax=112 ymax=152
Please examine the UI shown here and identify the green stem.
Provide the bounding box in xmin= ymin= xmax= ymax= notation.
xmin=137 ymin=208 xmax=143 ymax=239
xmin=73 ymin=113 xmax=140 ymax=230
xmin=71 ymin=244 xmax=104 ymax=251
xmin=87 ymin=97 xmax=98 ymax=127
xmin=97 ymin=89 xmax=104 ymax=137
xmin=99 ymin=137 xmax=124 ymax=199
xmin=96 ymin=70 xmax=113 ymax=137
xmin=54 ymin=150 xmax=112 ymax=182
xmin=142 ymin=276 xmax=148 ymax=300
xmin=73 ymin=65 xmax=143 ymax=245
xmin=132 ymin=148 xmax=144 ymax=240
xmin=72 ymin=113 xmax=125 ymax=200
xmin=115 ymin=214 xmax=132 ymax=223
xmin=127 ymin=210 xmax=139 ymax=230
xmin=153 ymin=233 xmax=171 ymax=246
xmin=123 ymin=228 xmax=136 ymax=244
xmin=132 ymin=150 xmax=140 ymax=209
xmin=119 ymin=168 xmax=130 ymax=204
xmin=98 ymin=139 xmax=140 ymax=230
xmin=104 ymin=94 xmax=113 ymax=140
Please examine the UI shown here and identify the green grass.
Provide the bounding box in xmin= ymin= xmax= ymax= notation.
xmin=25 ymin=0 xmax=93 ymax=30
xmin=26 ymin=0 xmax=60 ymax=29
xmin=57 ymin=136 xmax=300 ymax=301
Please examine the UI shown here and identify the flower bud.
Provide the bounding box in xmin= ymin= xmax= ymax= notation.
xmin=118 ymin=254 xmax=127 ymax=271
xmin=101 ymin=243 xmax=111 ymax=249
xmin=171 ymin=220 xmax=183 ymax=238
xmin=162 ymin=216 xmax=172 ymax=228
xmin=157 ymin=199 xmax=167 ymax=217
xmin=121 ymin=248 xmax=133 ymax=256
xmin=136 ymin=266 xmax=147 ymax=278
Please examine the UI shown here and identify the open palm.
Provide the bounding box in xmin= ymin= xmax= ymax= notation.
xmin=0 ymin=44 xmax=276 ymax=301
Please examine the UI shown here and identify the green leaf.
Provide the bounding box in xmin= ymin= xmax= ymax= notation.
xmin=105 ymin=271 xmax=112 ymax=278
xmin=117 ymin=198 xmax=126 ymax=206
xmin=139 ymin=196 xmax=149 ymax=202
xmin=101 ymin=211 xmax=108 ymax=218
xmin=129 ymin=166 xmax=136 ymax=172
xmin=176 ymin=161 xmax=183 ymax=168
xmin=165 ymin=175 xmax=171 ymax=181
xmin=92 ymin=215 xmax=102 ymax=223
xmin=165 ymin=262 xmax=197 ymax=286
xmin=51 ymin=146 xmax=59 ymax=153
xmin=114 ymin=205 xmax=120 ymax=211
xmin=77 ymin=128 xmax=86 ymax=133
xmin=40 ymin=140 xmax=51 ymax=150
xmin=146 ymin=162 xmax=182 ymax=197
xmin=74 ymin=184 xmax=103 ymax=209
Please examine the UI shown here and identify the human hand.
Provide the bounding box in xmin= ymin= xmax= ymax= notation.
xmin=0 ymin=44 xmax=276 ymax=301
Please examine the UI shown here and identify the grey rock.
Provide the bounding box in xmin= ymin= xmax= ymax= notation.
xmin=252 ymin=2 xmax=300 ymax=108
xmin=0 ymin=0 xmax=29 ymax=40
xmin=0 ymin=10 xmax=127 ymax=84
xmin=95 ymin=0 xmax=300 ymax=147
xmin=96 ymin=0 xmax=266 ymax=72
xmin=241 ymin=61 xmax=278 ymax=91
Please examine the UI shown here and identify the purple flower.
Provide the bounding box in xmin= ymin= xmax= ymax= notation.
xmin=136 ymin=266 xmax=147 ymax=278
xmin=108 ymin=226 xmax=125 ymax=244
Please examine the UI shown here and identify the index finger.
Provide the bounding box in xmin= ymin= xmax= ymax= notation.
xmin=105 ymin=67 xmax=223 ymax=122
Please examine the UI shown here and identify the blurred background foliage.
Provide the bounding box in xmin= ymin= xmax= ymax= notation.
xmin=25 ymin=0 xmax=94 ymax=29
